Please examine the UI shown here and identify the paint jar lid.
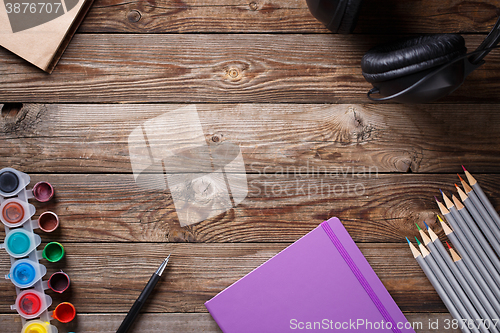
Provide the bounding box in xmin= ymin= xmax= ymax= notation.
xmin=0 ymin=198 xmax=34 ymax=228
xmin=32 ymin=181 xmax=54 ymax=202
xmin=53 ymin=302 xmax=76 ymax=323
xmin=38 ymin=211 xmax=59 ymax=233
xmin=4 ymin=229 xmax=39 ymax=258
xmin=21 ymin=320 xmax=54 ymax=333
xmin=48 ymin=271 xmax=70 ymax=293
xmin=8 ymin=259 xmax=46 ymax=289
xmin=43 ymin=242 xmax=64 ymax=262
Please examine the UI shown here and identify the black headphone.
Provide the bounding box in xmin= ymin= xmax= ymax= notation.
xmin=306 ymin=0 xmax=500 ymax=103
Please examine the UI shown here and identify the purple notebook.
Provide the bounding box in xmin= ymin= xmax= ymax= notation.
xmin=205 ymin=217 xmax=415 ymax=333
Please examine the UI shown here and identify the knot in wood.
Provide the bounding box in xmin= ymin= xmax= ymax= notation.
xmin=249 ymin=2 xmax=258 ymax=10
xmin=127 ymin=10 xmax=142 ymax=23
xmin=212 ymin=134 xmax=222 ymax=143
xmin=228 ymin=68 xmax=239 ymax=79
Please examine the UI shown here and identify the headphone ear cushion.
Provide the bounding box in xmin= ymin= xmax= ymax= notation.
xmin=337 ymin=0 xmax=364 ymax=34
xmin=361 ymin=34 xmax=467 ymax=83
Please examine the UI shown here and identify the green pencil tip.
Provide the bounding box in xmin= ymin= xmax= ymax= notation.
xmin=415 ymin=222 xmax=421 ymax=231
xmin=414 ymin=236 xmax=421 ymax=245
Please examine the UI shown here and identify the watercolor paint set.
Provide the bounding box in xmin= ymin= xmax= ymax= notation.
xmin=0 ymin=168 xmax=75 ymax=333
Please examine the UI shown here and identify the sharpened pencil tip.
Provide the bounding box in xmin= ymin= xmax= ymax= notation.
xmin=405 ymin=237 xmax=411 ymax=245
xmin=446 ymin=241 xmax=452 ymax=250
xmin=462 ymin=165 xmax=467 ymax=172
xmin=423 ymin=221 xmax=429 ymax=230
xmin=439 ymin=189 xmax=444 ymax=195
xmin=434 ymin=196 xmax=440 ymax=203
xmin=415 ymin=236 xmax=421 ymax=245
xmin=457 ymin=174 xmax=464 ymax=182
xmin=437 ymin=215 xmax=444 ymax=223
xmin=415 ymin=222 xmax=421 ymax=231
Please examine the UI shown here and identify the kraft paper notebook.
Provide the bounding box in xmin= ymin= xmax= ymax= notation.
xmin=0 ymin=0 xmax=94 ymax=72
xmin=205 ymin=217 xmax=415 ymax=333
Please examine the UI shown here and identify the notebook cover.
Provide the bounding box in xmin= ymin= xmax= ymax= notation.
xmin=0 ymin=0 xmax=93 ymax=72
xmin=205 ymin=217 xmax=415 ymax=333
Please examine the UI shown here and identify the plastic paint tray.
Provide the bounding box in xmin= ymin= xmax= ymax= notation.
xmin=0 ymin=168 xmax=62 ymax=333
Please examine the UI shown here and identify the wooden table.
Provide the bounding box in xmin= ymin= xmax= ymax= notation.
xmin=1 ymin=0 xmax=500 ymax=332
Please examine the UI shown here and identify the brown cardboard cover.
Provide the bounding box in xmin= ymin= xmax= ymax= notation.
xmin=0 ymin=0 xmax=94 ymax=73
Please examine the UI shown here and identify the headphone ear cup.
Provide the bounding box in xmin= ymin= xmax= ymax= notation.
xmin=337 ymin=0 xmax=364 ymax=34
xmin=306 ymin=0 xmax=363 ymax=33
xmin=361 ymin=34 xmax=467 ymax=83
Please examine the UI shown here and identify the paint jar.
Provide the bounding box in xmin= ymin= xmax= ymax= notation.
xmin=21 ymin=320 xmax=58 ymax=333
xmin=42 ymin=242 xmax=64 ymax=262
xmin=53 ymin=302 xmax=76 ymax=323
xmin=38 ymin=212 xmax=59 ymax=233
xmin=32 ymin=181 xmax=54 ymax=202
xmin=12 ymin=289 xmax=52 ymax=319
xmin=0 ymin=198 xmax=35 ymax=228
xmin=0 ymin=167 xmax=30 ymax=197
xmin=7 ymin=258 xmax=46 ymax=289
xmin=48 ymin=271 xmax=70 ymax=293
xmin=2 ymin=229 xmax=41 ymax=258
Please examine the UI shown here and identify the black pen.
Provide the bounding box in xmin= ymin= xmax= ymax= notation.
xmin=116 ymin=254 xmax=171 ymax=333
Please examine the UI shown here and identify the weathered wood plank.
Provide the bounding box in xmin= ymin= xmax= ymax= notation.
xmin=79 ymin=0 xmax=500 ymax=34
xmin=0 ymin=243 xmax=445 ymax=313
xmin=0 ymin=313 xmax=461 ymax=333
xmin=1 ymin=35 xmax=499 ymax=103
xmin=1 ymin=103 xmax=500 ymax=174
xmin=0 ymin=173 xmax=493 ymax=243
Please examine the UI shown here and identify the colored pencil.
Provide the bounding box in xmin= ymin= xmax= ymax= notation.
xmin=446 ymin=241 xmax=500 ymax=322
xmin=438 ymin=215 xmax=500 ymax=304
xmin=441 ymin=190 xmax=500 ymax=278
xmin=451 ymin=193 xmax=500 ymax=275
xmin=459 ymin=173 xmax=500 ymax=241
xmin=416 ymin=225 xmax=490 ymax=333
xmin=424 ymin=222 xmax=498 ymax=333
xmin=437 ymin=197 xmax=500 ymax=291
xmin=415 ymin=238 xmax=479 ymax=333
xmin=462 ymin=166 xmax=500 ymax=231
xmin=407 ymin=238 xmax=471 ymax=333
xmin=456 ymin=184 xmax=500 ymax=257
xmin=427 ymin=224 xmax=500 ymax=325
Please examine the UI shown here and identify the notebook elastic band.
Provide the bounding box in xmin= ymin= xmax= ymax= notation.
xmin=321 ymin=222 xmax=402 ymax=333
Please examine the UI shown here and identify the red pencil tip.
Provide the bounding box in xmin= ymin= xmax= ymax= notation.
xmin=462 ymin=165 xmax=467 ymax=172
xmin=457 ymin=174 xmax=464 ymax=182
xmin=446 ymin=241 xmax=452 ymax=249
xmin=454 ymin=183 xmax=458 ymax=188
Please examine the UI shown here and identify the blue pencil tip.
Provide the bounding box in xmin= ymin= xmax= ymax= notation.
xmin=405 ymin=237 xmax=411 ymax=244
xmin=439 ymin=189 xmax=444 ymax=195
xmin=423 ymin=221 xmax=429 ymax=230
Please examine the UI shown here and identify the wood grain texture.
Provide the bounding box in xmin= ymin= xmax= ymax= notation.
xmin=0 ymin=173 xmax=493 ymax=243
xmin=0 ymin=313 xmax=462 ymax=333
xmin=1 ymin=35 xmax=500 ymax=103
xmin=0 ymin=243 xmax=445 ymax=313
xmin=79 ymin=0 xmax=500 ymax=34
xmin=1 ymin=103 xmax=500 ymax=174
